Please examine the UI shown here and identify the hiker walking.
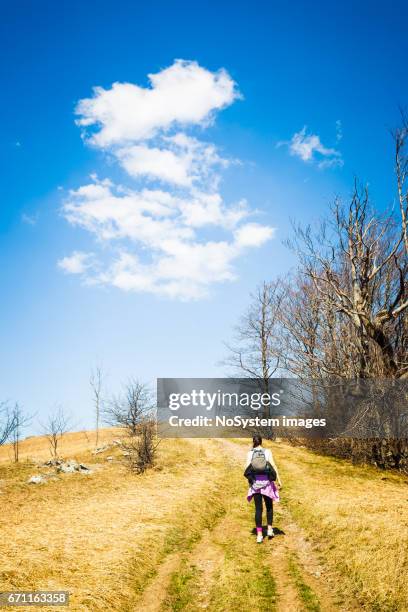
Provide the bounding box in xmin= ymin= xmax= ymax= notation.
xmin=245 ymin=434 xmax=282 ymax=543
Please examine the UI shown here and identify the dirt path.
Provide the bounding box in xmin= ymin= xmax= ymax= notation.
xmin=134 ymin=517 xmax=231 ymax=611
xmin=135 ymin=553 xmax=181 ymax=611
xmin=131 ymin=439 xmax=276 ymax=611
xmin=185 ymin=518 xmax=231 ymax=610
xmin=130 ymin=439 xmax=363 ymax=611
xmin=267 ymin=515 xmax=303 ymax=612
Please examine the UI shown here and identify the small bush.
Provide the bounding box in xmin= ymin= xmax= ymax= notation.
xmin=122 ymin=420 xmax=158 ymax=473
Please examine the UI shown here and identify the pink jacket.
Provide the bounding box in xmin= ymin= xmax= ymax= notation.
xmin=247 ymin=475 xmax=280 ymax=502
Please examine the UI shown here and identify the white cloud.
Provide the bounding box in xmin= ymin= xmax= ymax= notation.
xmin=58 ymin=251 xmax=95 ymax=274
xmin=117 ymin=145 xmax=192 ymax=186
xmin=60 ymin=61 xmax=274 ymax=300
xmin=234 ymin=223 xmax=275 ymax=247
xmin=75 ymin=59 xmax=240 ymax=147
xmin=116 ymin=135 xmax=226 ymax=188
xmin=63 ymin=180 xmax=192 ymax=244
xmin=178 ymin=192 xmax=249 ymax=229
xmin=61 ymin=176 xmax=273 ymax=300
xmin=98 ymin=242 xmax=238 ymax=300
xmin=283 ymin=126 xmax=343 ymax=169
xmin=75 ymin=60 xmax=237 ymax=193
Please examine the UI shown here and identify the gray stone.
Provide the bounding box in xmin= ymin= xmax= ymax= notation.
xmin=57 ymin=463 xmax=76 ymax=473
xmin=78 ymin=463 xmax=92 ymax=473
xmin=28 ymin=475 xmax=46 ymax=484
xmin=92 ymin=444 xmax=111 ymax=455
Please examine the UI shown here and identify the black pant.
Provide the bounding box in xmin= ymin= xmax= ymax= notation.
xmin=254 ymin=493 xmax=273 ymax=528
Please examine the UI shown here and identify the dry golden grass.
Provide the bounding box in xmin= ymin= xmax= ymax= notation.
xmin=272 ymin=442 xmax=408 ymax=611
xmin=1 ymin=432 xmax=407 ymax=611
xmin=0 ymin=430 xmax=228 ymax=611
xmin=0 ymin=427 xmax=122 ymax=463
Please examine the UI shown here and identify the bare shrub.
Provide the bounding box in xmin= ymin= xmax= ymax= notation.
xmin=121 ymin=420 xmax=159 ymax=473
xmin=104 ymin=380 xmax=158 ymax=473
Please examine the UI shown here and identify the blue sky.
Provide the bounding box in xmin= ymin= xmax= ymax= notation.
xmin=1 ymin=0 xmax=407 ymax=431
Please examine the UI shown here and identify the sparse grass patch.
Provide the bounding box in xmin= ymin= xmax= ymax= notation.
xmin=288 ymin=553 xmax=320 ymax=612
xmin=162 ymin=557 xmax=199 ymax=611
xmin=125 ymin=482 xmax=227 ymax=607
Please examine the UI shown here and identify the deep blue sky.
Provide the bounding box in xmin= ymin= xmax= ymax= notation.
xmin=1 ymin=0 xmax=407 ymax=432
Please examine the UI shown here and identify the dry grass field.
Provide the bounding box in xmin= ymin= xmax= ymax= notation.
xmin=0 ymin=428 xmax=121 ymax=464
xmin=0 ymin=430 xmax=407 ymax=611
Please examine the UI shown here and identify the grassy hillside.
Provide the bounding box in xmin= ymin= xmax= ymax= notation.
xmin=0 ymin=428 xmax=121 ymax=463
xmin=0 ymin=431 xmax=407 ymax=611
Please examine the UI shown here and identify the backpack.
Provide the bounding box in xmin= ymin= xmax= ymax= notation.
xmin=250 ymin=448 xmax=267 ymax=472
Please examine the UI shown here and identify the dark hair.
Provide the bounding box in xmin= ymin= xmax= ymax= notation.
xmin=252 ymin=434 xmax=262 ymax=447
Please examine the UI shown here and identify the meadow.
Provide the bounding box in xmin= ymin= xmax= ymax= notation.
xmin=0 ymin=430 xmax=407 ymax=611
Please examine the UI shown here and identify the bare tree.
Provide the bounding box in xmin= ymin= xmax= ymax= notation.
xmin=41 ymin=407 xmax=71 ymax=459
xmin=11 ymin=403 xmax=32 ymax=463
xmin=0 ymin=401 xmax=17 ymax=446
xmin=225 ymin=281 xmax=284 ymax=393
xmin=90 ymin=365 xmax=105 ymax=448
xmin=104 ymin=380 xmax=153 ymax=435
xmin=395 ymin=110 xmax=408 ymax=256
xmin=287 ymin=179 xmax=408 ymax=379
